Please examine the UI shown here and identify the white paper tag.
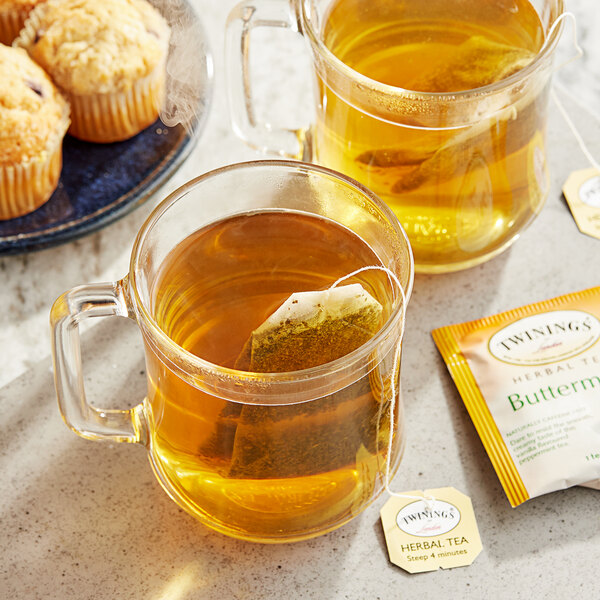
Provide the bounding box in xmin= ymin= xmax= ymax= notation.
xmin=380 ymin=487 xmax=482 ymax=573
xmin=563 ymin=168 xmax=600 ymax=240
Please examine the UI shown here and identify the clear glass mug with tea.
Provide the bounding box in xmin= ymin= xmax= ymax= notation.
xmin=226 ymin=0 xmax=565 ymax=273
xmin=50 ymin=160 xmax=414 ymax=543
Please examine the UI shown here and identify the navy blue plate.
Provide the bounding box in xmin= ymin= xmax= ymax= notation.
xmin=0 ymin=0 xmax=212 ymax=256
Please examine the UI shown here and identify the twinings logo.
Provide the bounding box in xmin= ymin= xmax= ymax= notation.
xmin=579 ymin=174 xmax=600 ymax=208
xmin=396 ymin=500 xmax=461 ymax=537
xmin=489 ymin=310 xmax=600 ymax=366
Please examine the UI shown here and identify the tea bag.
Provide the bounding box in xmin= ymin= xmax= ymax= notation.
xmin=229 ymin=283 xmax=386 ymax=479
xmin=355 ymin=95 xmax=538 ymax=194
xmin=227 ymin=380 xmax=383 ymax=478
xmin=409 ymin=36 xmax=536 ymax=94
xmin=355 ymin=36 xmax=539 ymax=193
xmin=235 ymin=284 xmax=383 ymax=372
xmin=391 ymin=97 xmax=539 ymax=194
xmin=355 ymin=146 xmax=437 ymax=170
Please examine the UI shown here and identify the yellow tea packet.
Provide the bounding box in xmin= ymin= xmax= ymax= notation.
xmin=432 ymin=286 xmax=600 ymax=507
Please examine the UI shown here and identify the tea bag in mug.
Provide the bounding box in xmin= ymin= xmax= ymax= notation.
xmin=229 ymin=283 xmax=386 ymax=478
xmin=409 ymin=36 xmax=536 ymax=94
xmin=390 ymin=97 xmax=540 ymax=194
xmin=355 ymin=37 xmax=538 ymax=194
xmin=235 ymin=283 xmax=383 ymax=372
xmin=392 ymin=34 xmax=539 ymax=194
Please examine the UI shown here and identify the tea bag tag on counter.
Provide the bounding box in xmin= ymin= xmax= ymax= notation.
xmin=236 ymin=283 xmax=383 ymax=372
xmin=563 ymin=168 xmax=600 ymax=240
xmin=380 ymin=487 xmax=483 ymax=574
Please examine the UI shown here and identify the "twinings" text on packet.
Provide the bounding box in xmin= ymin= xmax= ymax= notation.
xmin=432 ymin=286 xmax=600 ymax=506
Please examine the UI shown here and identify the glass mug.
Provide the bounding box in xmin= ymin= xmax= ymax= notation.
xmin=226 ymin=0 xmax=565 ymax=273
xmin=50 ymin=160 xmax=414 ymax=543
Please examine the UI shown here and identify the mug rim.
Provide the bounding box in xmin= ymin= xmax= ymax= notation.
xmin=299 ymin=0 xmax=565 ymax=102
xmin=128 ymin=159 xmax=414 ymax=391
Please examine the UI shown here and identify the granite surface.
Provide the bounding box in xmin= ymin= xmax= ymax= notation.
xmin=1 ymin=0 xmax=599 ymax=598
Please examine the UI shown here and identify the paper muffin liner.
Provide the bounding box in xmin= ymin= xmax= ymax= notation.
xmin=67 ymin=64 xmax=166 ymax=143
xmin=0 ymin=114 xmax=69 ymax=220
xmin=0 ymin=9 xmax=25 ymax=45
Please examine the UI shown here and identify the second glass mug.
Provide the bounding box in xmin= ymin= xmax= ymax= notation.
xmin=50 ymin=160 xmax=414 ymax=543
xmin=226 ymin=0 xmax=565 ymax=273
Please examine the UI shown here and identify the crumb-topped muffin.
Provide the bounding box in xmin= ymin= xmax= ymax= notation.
xmin=0 ymin=43 xmax=69 ymax=219
xmin=0 ymin=0 xmax=45 ymax=45
xmin=16 ymin=0 xmax=170 ymax=143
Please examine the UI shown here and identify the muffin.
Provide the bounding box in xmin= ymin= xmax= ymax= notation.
xmin=0 ymin=0 xmax=45 ymax=45
xmin=0 ymin=43 xmax=69 ymax=220
xmin=16 ymin=0 xmax=170 ymax=143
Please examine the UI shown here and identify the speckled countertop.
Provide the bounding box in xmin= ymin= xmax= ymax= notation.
xmin=1 ymin=1 xmax=599 ymax=598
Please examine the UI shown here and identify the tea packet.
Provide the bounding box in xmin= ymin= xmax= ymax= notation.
xmin=432 ymin=286 xmax=600 ymax=506
xmin=225 ymin=283 xmax=388 ymax=479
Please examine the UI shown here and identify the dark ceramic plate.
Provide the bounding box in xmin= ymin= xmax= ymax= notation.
xmin=0 ymin=0 xmax=213 ymax=256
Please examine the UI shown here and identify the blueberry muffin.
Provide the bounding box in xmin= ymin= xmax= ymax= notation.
xmin=0 ymin=0 xmax=45 ymax=45
xmin=0 ymin=43 xmax=69 ymax=219
xmin=16 ymin=0 xmax=170 ymax=143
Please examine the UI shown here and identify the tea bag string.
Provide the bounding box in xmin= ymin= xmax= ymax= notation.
xmin=545 ymin=11 xmax=600 ymax=173
xmin=543 ymin=12 xmax=582 ymax=72
xmin=551 ymin=85 xmax=600 ymax=174
xmin=330 ymin=267 xmax=436 ymax=511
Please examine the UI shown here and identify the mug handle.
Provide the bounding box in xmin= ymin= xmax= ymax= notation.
xmin=50 ymin=278 xmax=147 ymax=445
xmin=225 ymin=0 xmax=310 ymax=159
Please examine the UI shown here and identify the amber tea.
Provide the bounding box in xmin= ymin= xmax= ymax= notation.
xmin=51 ymin=161 xmax=413 ymax=543
xmin=314 ymin=0 xmax=548 ymax=271
xmin=145 ymin=211 xmax=403 ymax=541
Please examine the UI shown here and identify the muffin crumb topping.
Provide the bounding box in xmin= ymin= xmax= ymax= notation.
xmin=0 ymin=44 xmax=69 ymax=164
xmin=17 ymin=0 xmax=170 ymax=95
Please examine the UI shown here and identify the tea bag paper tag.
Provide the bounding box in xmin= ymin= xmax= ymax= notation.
xmin=562 ymin=168 xmax=600 ymax=240
xmin=380 ymin=487 xmax=482 ymax=574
